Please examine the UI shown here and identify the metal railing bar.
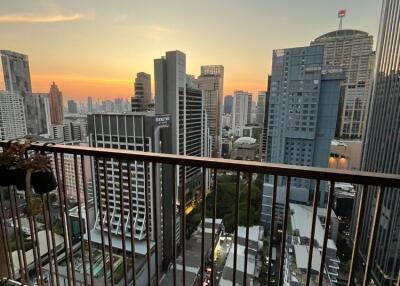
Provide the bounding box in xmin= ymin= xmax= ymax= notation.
xmin=279 ymin=177 xmax=291 ymax=286
xmin=102 ymin=159 xmax=115 ymax=286
xmin=81 ymin=155 xmax=94 ymax=286
xmin=347 ymin=185 xmax=368 ymax=286
xmin=172 ymin=164 xmax=177 ymax=286
xmin=200 ymin=167 xmax=207 ymax=286
xmin=318 ymin=181 xmax=335 ymax=285
xmin=28 ymin=215 xmax=42 ymax=286
xmin=306 ymin=180 xmax=320 ymax=286
xmin=144 ymin=161 xmax=152 ymax=286
xmin=362 ymin=186 xmax=385 ymax=286
xmin=73 ymin=155 xmax=88 ymax=286
xmin=8 ymin=188 xmax=24 ymax=280
xmin=95 ymin=158 xmax=108 ymax=286
xmin=12 ymin=188 xmax=29 ymax=283
xmin=60 ymin=153 xmax=77 ymax=286
xmin=210 ymin=168 xmax=217 ymax=286
xmin=40 ymin=193 xmax=55 ymax=286
xmin=127 ymin=162 xmax=137 ymax=284
xmin=243 ymin=172 xmax=253 ymax=286
xmin=3 ymin=142 xmax=399 ymax=188
xmin=118 ymin=160 xmax=128 ymax=286
xmin=32 ymin=216 xmax=45 ymax=286
xmin=232 ymin=170 xmax=240 ymax=285
xmin=152 ymin=162 xmax=160 ymax=285
xmin=180 ymin=165 xmax=186 ymax=286
xmin=54 ymin=152 xmax=72 ymax=286
xmin=268 ymin=174 xmax=278 ymax=286
xmin=0 ymin=191 xmax=14 ymax=279
xmin=45 ymin=192 xmax=60 ymax=286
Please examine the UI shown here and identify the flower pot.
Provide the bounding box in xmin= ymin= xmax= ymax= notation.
xmin=0 ymin=166 xmax=25 ymax=188
xmin=14 ymin=169 xmax=27 ymax=191
xmin=31 ymin=171 xmax=58 ymax=194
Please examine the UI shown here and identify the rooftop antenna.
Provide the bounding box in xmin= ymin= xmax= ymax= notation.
xmin=338 ymin=9 xmax=346 ymax=30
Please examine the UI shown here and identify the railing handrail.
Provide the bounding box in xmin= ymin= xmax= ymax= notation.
xmin=1 ymin=140 xmax=400 ymax=188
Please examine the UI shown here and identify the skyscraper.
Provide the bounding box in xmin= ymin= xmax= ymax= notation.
xmin=154 ymin=50 xmax=211 ymax=269
xmin=25 ymin=93 xmax=51 ymax=136
xmin=132 ymin=72 xmax=151 ymax=111
xmin=87 ymin=96 xmax=93 ymax=113
xmin=0 ymin=91 xmax=27 ymax=140
xmin=224 ymin=95 xmax=233 ymax=114
xmin=232 ymin=90 xmax=252 ymax=137
xmin=198 ymin=65 xmax=224 ymax=157
xmin=261 ymin=45 xmax=344 ymax=229
xmin=0 ymin=50 xmax=49 ymax=135
xmin=68 ymin=100 xmax=78 ymax=113
xmin=311 ymin=30 xmax=375 ymax=139
xmin=351 ymin=1 xmax=400 ymax=284
xmin=256 ymin=91 xmax=267 ymax=127
xmin=0 ymin=50 xmax=32 ymax=97
xmin=88 ymin=113 xmax=168 ymax=282
xmin=48 ymin=82 xmax=64 ymax=125
xmin=261 ymin=75 xmax=271 ymax=162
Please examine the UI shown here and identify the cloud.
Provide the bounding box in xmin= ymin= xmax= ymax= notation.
xmin=0 ymin=12 xmax=89 ymax=23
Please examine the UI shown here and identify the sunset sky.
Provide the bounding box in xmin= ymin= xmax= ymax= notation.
xmin=1 ymin=0 xmax=381 ymax=102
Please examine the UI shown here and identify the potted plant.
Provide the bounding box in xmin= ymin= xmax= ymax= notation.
xmin=0 ymin=141 xmax=28 ymax=187
xmin=18 ymin=152 xmax=58 ymax=216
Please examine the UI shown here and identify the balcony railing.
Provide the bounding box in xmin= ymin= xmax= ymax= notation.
xmin=0 ymin=141 xmax=399 ymax=286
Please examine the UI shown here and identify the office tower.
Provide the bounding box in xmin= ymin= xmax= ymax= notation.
xmin=198 ymin=65 xmax=224 ymax=157
xmin=232 ymin=90 xmax=252 ymax=137
xmin=154 ymin=50 xmax=211 ymax=269
xmin=224 ymin=95 xmax=233 ymax=114
xmin=256 ymin=91 xmax=267 ymax=127
xmin=88 ymin=113 xmax=169 ymax=282
xmin=48 ymin=82 xmax=64 ymax=125
xmin=261 ymin=46 xmax=344 ymax=230
xmin=0 ymin=50 xmax=32 ymax=97
xmin=0 ymin=91 xmax=27 ymax=140
xmin=25 ymin=93 xmax=51 ymax=136
xmin=261 ymin=76 xmax=271 ymax=161
xmin=132 ymin=72 xmax=151 ymax=111
xmin=311 ymin=30 xmax=375 ymax=139
xmin=87 ymin=97 xmax=93 ymax=113
xmin=351 ymin=1 xmax=400 ymax=284
xmin=67 ymin=100 xmax=78 ymax=113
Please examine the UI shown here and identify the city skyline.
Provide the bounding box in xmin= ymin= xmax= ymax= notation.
xmin=1 ymin=0 xmax=381 ymax=101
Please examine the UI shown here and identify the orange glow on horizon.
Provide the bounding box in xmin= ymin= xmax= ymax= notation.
xmin=31 ymin=73 xmax=268 ymax=102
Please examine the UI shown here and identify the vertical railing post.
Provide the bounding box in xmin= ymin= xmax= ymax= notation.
xmin=232 ymin=171 xmax=240 ymax=285
xmin=278 ymin=176 xmax=291 ymax=286
xmin=268 ymin=174 xmax=278 ymax=286
xmin=362 ymin=186 xmax=385 ymax=286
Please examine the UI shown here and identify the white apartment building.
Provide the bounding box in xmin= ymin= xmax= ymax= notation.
xmin=232 ymin=91 xmax=252 ymax=137
xmin=0 ymin=91 xmax=27 ymax=140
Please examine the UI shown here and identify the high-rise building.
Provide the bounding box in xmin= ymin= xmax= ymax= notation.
xmin=88 ymin=113 xmax=169 ymax=283
xmin=155 ymin=50 xmax=211 ymax=269
xmin=256 ymin=91 xmax=267 ymax=127
xmin=261 ymin=46 xmax=344 ymax=230
xmin=261 ymin=76 xmax=271 ymax=162
xmin=232 ymin=90 xmax=252 ymax=137
xmin=0 ymin=91 xmax=27 ymax=140
xmin=311 ymin=30 xmax=375 ymax=139
xmin=48 ymin=82 xmax=64 ymax=125
xmin=25 ymin=93 xmax=51 ymax=136
xmin=224 ymin=95 xmax=233 ymax=114
xmin=87 ymin=97 xmax=93 ymax=113
xmin=351 ymin=1 xmax=400 ymax=284
xmin=132 ymin=72 xmax=151 ymax=111
xmin=67 ymin=100 xmax=78 ymax=113
xmin=0 ymin=50 xmax=32 ymax=97
xmin=198 ymin=65 xmax=224 ymax=157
